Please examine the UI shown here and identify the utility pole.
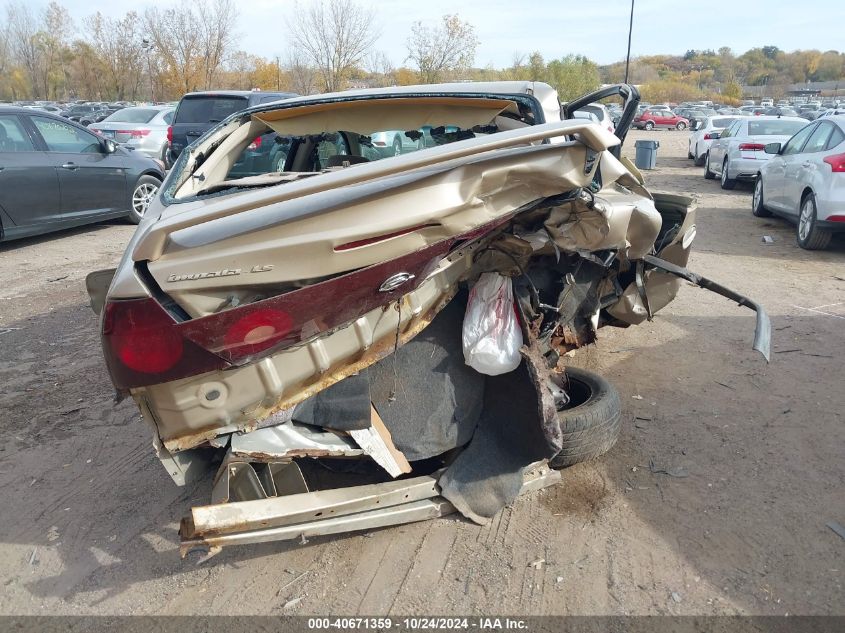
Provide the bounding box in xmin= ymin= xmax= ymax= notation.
xmin=624 ymin=0 xmax=635 ymax=83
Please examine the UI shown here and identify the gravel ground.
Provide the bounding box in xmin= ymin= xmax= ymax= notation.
xmin=0 ymin=129 xmax=843 ymax=616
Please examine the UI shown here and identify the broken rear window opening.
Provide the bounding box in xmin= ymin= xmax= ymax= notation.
xmin=88 ymin=83 xmax=771 ymax=556
xmin=163 ymin=93 xmax=542 ymax=202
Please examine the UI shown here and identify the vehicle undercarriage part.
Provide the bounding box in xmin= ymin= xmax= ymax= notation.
xmin=180 ymin=462 xmax=559 ymax=557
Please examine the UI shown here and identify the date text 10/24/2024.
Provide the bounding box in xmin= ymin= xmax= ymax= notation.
xmin=307 ymin=618 xmax=529 ymax=630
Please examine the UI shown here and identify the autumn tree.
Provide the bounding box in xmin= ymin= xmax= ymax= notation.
xmin=285 ymin=52 xmax=319 ymax=95
xmin=85 ymin=11 xmax=146 ymax=100
xmin=5 ymin=2 xmax=41 ymax=97
xmin=406 ymin=14 xmax=478 ymax=84
xmin=144 ymin=0 xmax=239 ymax=97
xmin=287 ymin=0 xmax=379 ymax=92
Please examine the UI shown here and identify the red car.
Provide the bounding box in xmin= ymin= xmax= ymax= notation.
xmin=634 ymin=108 xmax=690 ymax=130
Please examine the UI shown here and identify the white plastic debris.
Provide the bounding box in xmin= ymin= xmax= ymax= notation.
xmin=462 ymin=273 xmax=523 ymax=376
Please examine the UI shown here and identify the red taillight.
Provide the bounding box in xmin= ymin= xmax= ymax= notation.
xmin=118 ymin=129 xmax=151 ymax=138
xmin=247 ymin=135 xmax=262 ymax=151
xmin=739 ymin=143 xmax=765 ymax=151
xmin=166 ymin=125 xmax=173 ymax=143
xmin=823 ymin=153 xmax=845 ymax=172
xmin=104 ymin=299 xmax=183 ymax=373
xmin=101 ymin=298 xmax=224 ymax=389
xmin=223 ymin=309 xmax=293 ymax=356
xmin=827 ymin=215 xmax=845 ymax=222
xmin=703 ymin=133 xmax=717 ymax=140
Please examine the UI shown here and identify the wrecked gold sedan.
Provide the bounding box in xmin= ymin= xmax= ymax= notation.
xmin=87 ymin=82 xmax=769 ymax=556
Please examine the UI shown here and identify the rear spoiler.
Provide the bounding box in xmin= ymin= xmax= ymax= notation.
xmin=132 ymin=119 xmax=621 ymax=262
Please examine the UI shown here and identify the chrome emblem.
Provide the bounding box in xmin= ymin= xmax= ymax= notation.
xmin=378 ymin=272 xmax=415 ymax=292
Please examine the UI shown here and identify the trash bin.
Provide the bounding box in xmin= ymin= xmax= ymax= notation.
xmin=634 ymin=140 xmax=660 ymax=170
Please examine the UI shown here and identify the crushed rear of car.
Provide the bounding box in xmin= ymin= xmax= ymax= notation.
xmin=86 ymin=82 xmax=770 ymax=557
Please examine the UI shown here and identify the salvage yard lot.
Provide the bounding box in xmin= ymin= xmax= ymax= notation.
xmin=0 ymin=130 xmax=842 ymax=616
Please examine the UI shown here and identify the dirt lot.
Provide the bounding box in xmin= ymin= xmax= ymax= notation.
xmin=0 ymin=130 xmax=843 ymax=616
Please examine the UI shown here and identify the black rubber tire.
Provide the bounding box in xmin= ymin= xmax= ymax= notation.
xmin=720 ymin=158 xmax=736 ymax=189
xmin=752 ymin=176 xmax=772 ymax=217
xmin=549 ymin=367 xmax=622 ymax=470
xmin=644 ymin=121 xmax=654 ymax=131
xmin=796 ymin=192 xmax=832 ymax=250
xmin=693 ymin=144 xmax=705 ymax=166
xmin=127 ymin=175 xmax=162 ymax=224
xmin=676 ymin=121 xmax=687 ymax=131
xmin=704 ymin=152 xmax=715 ymax=179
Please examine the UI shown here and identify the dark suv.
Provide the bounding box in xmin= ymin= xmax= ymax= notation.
xmin=167 ymin=90 xmax=297 ymax=166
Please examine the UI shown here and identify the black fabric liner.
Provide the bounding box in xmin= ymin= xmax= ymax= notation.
xmin=292 ymin=290 xmax=557 ymax=523
xmin=292 ymin=372 xmax=372 ymax=431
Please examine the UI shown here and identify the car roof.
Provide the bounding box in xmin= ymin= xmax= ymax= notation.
xmin=242 ymin=81 xmax=563 ymax=125
xmin=745 ymin=115 xmax=807 ymax=122
xmin=181 ymin=90 xmax=298 ymax=99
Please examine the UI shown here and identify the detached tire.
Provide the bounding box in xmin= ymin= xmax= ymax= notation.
xmin=549 ymin=367 xmax=622 ymax=470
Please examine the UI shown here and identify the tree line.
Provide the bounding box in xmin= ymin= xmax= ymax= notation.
xmin=1 ymin=0 xmax=842 ymax=105
xmin=603 ymin=46 xmax=845 ymax=104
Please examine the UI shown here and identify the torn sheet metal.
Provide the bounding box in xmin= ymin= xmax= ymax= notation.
xmin=543 ymin=187 xmax=661 ymax=259
xmin=211 ymin=459 xmax=309 ymax=504
xmin=229 ymin=422 xmax=363 ymax=460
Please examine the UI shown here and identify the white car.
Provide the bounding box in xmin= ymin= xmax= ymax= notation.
xmin=753 ymin=115 xmax=845 ymax=249
xmin=687 ymin=116 xmax=744 ymax=166
xmin=574 ymin=103 xmax=614 ymax=134
xmin=818 ymin=108 xmax=845 ymax=119
xmin=705 ymin=116 xmax=808 ymax=189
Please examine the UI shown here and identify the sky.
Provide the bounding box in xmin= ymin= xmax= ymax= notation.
xmin=46 ymin=0 xmax=845 ymax=68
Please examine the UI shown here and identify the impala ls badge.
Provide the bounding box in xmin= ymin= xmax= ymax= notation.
xmin=379 ymin=272 xmax=415 ymax=292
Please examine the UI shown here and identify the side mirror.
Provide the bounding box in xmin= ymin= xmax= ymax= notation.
xmin=764 ymin=142 xmax=781 ymax=155
xmin=103 ymin=138 xmax=118 ymax=154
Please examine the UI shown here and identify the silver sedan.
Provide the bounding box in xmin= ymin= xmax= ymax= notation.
xmin=89 ymin=106 xmax=174 ymax=162
xmin=753 ymin=115 xmax=845 ymax=250
xmin=705 ymin=116 xmax=808 ymax=189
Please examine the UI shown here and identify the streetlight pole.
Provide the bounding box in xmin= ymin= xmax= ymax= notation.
xmin=624 ymin=0 xmax=635 ymax=83
xmin=142 ymin=38 xmax=155 ymax=103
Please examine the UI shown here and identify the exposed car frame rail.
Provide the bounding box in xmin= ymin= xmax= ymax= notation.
xmin=180 ymin=462 xmax=560 ymax=557
xmin=643 ymin=255 xmax=771 ymax=362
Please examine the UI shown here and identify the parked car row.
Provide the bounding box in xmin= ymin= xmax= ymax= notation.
xmin=0 ymin=91 xmax=298 ymax=243
xmin=0 ymin=106 xmax=166 ymax=241
xmin=690 ymin=113 xmax=844 ymax=250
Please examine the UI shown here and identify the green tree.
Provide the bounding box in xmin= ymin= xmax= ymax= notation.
xmin=546 ymin=54 xmax=599 ymax=101
xmin=723 ymin=80 xmax=742 ymax=102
